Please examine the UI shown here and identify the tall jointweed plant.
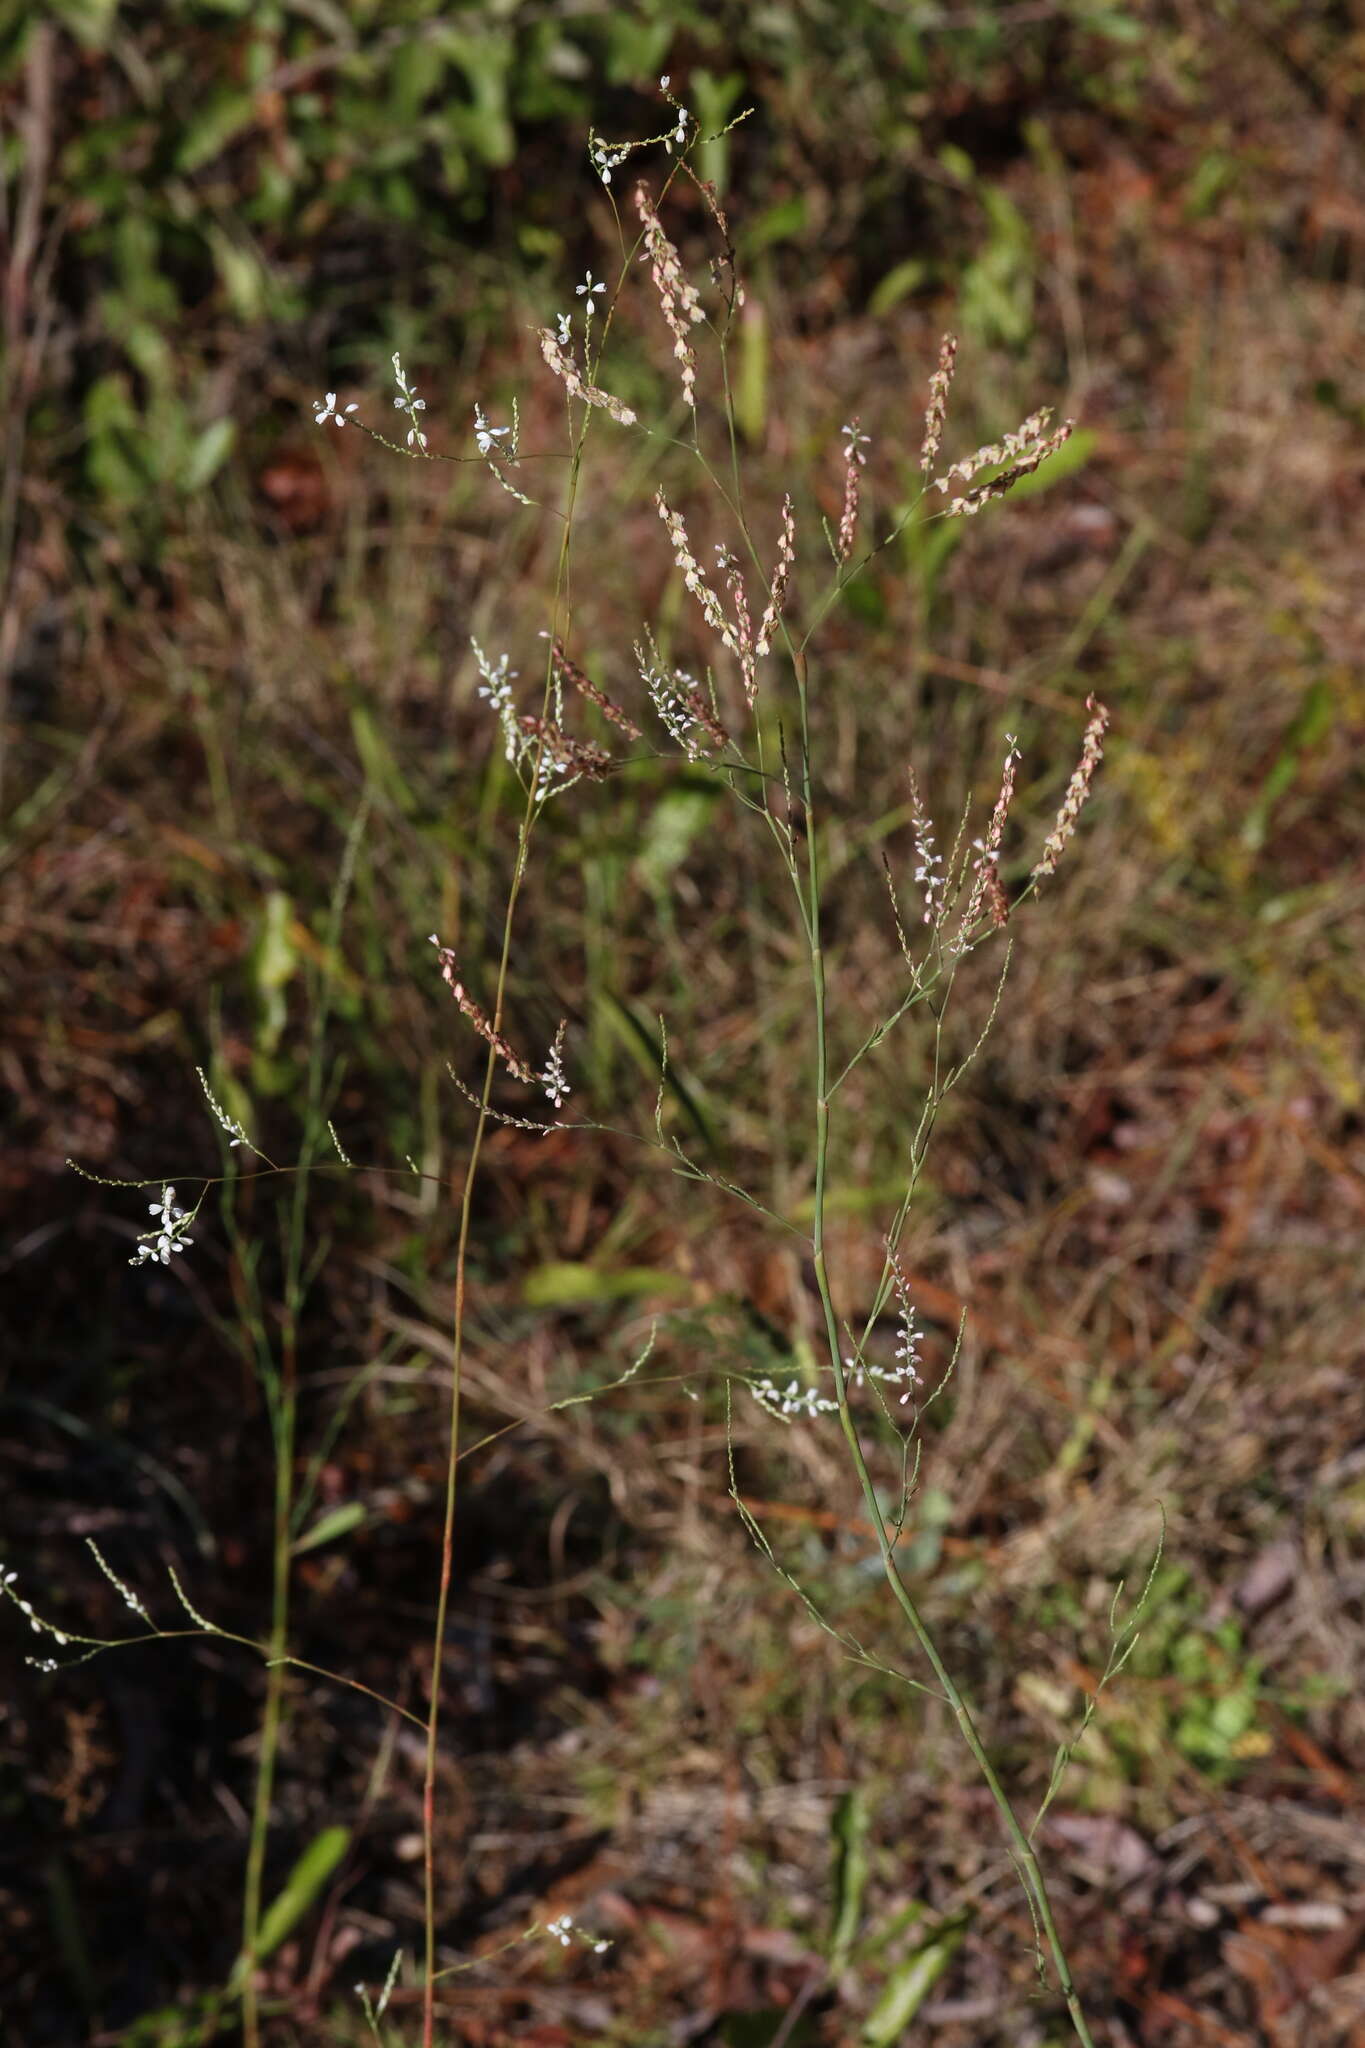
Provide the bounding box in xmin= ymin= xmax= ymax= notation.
xmin=24 ymin=84 xmax=1149 ymax=2046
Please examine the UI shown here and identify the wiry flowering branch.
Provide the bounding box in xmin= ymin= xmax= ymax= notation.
xmin=887 ymin=1252 xmax=925 ymax=1401
xmin=682 ymin=681 xmax=731 ymax=753
xmin=197 ymin=1066 xmax=251 ymax=1151
xmin=516 ymin=714 xmax=612 ymax=796
xmin=755 ymin=494 xmax=796 ymax=657
xmin=717 ymin=543 xmax=756 ymax=703
xmin=751 ymin=1375 xmax=839 ymax=1422
xmin=87 ymin=1539 xmax=152 ymax=1624
xmin=643 ymin=644 xmax=722 ymax=755
xmin=906 ymin=764 xmax=947 ymax=929
xmin=655 ymin=491 xmax=735 ymax=649
xmin=538 ymin=326 xmax=636 ymax=426
xmin=429 ymin=937 xmax=536 ymax=1085
xmin=1033 ymin=695 xmax=1110 ymax=879
xmin=391 ymin=353 xmax=428 ymax=452
xmin=473 ymin=641 xmax=522 ymax=765
xmin=540 ymin=1021 xmax=571 ymax=1110
xmin=473 ymin=398 xmax=532 ymax=505
xmin=131 ymin=1186 xmax=194 ymax=1268
xmin=952 ymin=734 xmax=1022 ymax=954
xmin=588 ymin=75 xmax=691 ymax=186
xmin=551 ymin=637 xmax=642 ymax=741
xmin=933 ymin=406 xmax=1075 ymax=518
xmin=945 ymin=420 xmax=1075 ymax=518
xmin=635 ymin=633 xmax=730 ymax=758
xmin=936 ymin=405 xmax=1052 ymax=494
xmin=837 ymin=419 xmax=869 ymax=562
xmin=636 ymin=182 xmax=705 ymax=409
xmin=919 ymin=334 xmax=958 ymax=474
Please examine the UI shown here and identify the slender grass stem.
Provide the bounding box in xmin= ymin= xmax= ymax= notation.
xmin=790 ymin=650 xmax=1096 ymax=2047
xmin=419 ymin=416 xmax=589 ymax=2046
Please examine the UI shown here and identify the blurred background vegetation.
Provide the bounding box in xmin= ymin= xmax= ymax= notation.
xmin=4 ymin=2 xmax=1365 ymax=2044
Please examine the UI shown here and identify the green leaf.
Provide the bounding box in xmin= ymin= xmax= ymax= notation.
xmin=829 ymin=1790 xmax=870 ymax=1971
xmin=1241 ymin=676 xmax=1334 ymax=851
xmin=522 ymin=1262 xmax=689 ymax=1310
xmin=293 ymin=1502 xmax=367 ymax=1555
xmin=50 ymin=0 xmax=120 ymax=49
xmin=636 ymin=787 xmax=720 ymax=891
xmin=182 ymin=417 xmax=236 ymax=494
xmin=740 ymin=193 xmax=808 ymax=255
xmin=233 ymin=1827 xmax=349 ymax=1983
xmin=175 ymin=89 xmax=257 ymax=174
xmin=251 ymin=889 xmax=300 ymax=1058
xmin=868 ymin=257 xmax=928 ymax=317
xmin=862 ymin=1919 xmax=967 ymax=2043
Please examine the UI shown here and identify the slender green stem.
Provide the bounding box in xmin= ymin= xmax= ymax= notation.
xmin=420 ymin=415 xmax=590 ymax=2046
xmin=790 ymin=650 xmax=1096 ymax=2046
xmin=240 ymin=800 xmax=366 ymax=2045
xmin=240 ymin=1345 xmax=295 ymax=2048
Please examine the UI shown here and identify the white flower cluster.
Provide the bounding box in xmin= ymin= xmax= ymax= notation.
xmin=888 ymin=1257 xmax=925 ymax=1401
xmin=471 ymin=641 xmax=585 ymax=801
xmin=131 ymin=1186 xmax=193 ymax=1268
xmin=659 ymin=77 xmax=689 ymax=154
xmin=197 ymin=1066 xmax=247 ymax=1149
xmin=590 ymin=139 xmax=629 ymax=186
xmin=750 ymin=1375 xmax=839 ymax=1421
xmin=906 ymin=766 xmax=946 ymax=928
xmin=843 ymin=1347 xmax=920 ymax=1406
xmin=3 ymin=1565 xmax=71 ymax=1670
xmin=544 ymin=1913 xmax=608 ymax=1955
xmin=540 ymin=1023 xmax=571 ymax=1110
xmin=588 ymin=77 xmax=689 ymax=185
xmin=391 ymin=352 xmax=428 ymax=451
xmin=473 ymin=642 xmax=521 ymax=765
xmin=635 ymin=638 xmax=704 ymax=760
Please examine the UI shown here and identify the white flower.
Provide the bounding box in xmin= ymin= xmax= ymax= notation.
xmin=314 ymin=393 xmax=358 ymax=428
xmin=473 ymin=403 xmax=512 ymax=458
xmin=841 ymin=420 xmax=871 ymax=464
xmin=576 ymin=271 xmax=606 ymax=320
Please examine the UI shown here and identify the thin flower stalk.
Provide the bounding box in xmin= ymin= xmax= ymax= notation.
xmin=515 ymin=714 xmax=612 ymax=796
xmin=718 ymin=544 xmax=757 ymax=703
xmin=635 ymin=634 xmax=729 ymax=758
xmin=919 ymin=333 xmax=958 ymax=473
xmin=429 ymin=938 xmax=536 ymax=1085
xmin=906 ymin=764 xmax=947 ymax=929
xmin=539 ymin=1021 xmax=571 ymax=1110
xmin=655 ymin=490 xmax=735 ymax=650
xmin=391 ymin=352 xmax=428 ymax=452
xmin=551 ymin=637 xmax=643 ymax=740
xmin=1033 ymin=695 xmax=1111 ymax=878
xmin=944 ymin=419 xmax=1075 ymax=518
xmin=755 ymin=494 xmax=796 ymax=656
xmin=538 ymin=326 xmax=636 ymax=426
xmin=636 ymin=182 xmax=705 ymax=409
xmin=837 ymin=420 xmax=868 ymax=562
xmin=936 ymin=405 xmax=1053 ymax=494
xmin=953 ymin=735 xmax=1022 ymax=954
